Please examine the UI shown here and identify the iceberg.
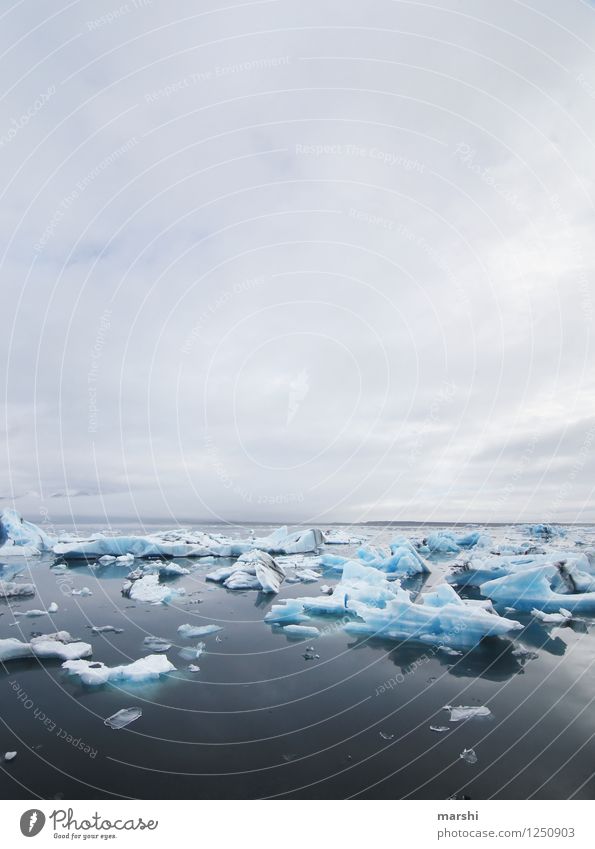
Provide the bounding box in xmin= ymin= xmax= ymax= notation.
xmin=480 ymin=565 xmax=595 ymax=613
xmin=318 ymin=537 xmax=429 ymax=578
xmin=206 ymin=550 xmax=285 ymax=593
xmin=265 ymin=562 xmax=521 ymax=649
xmin=62 ymin=653 xmax=175 ymax=685
xmin=0 ymin=580 xmax=35 ymax=598
xmin=525 ymin=523 xmax=565 ymax=540
xmin=415 ymin=529 xmax=491 ymax=556
xmin=0 ymin=631 xmax=92 ymax=662
xmin=448 ymin=551 xmax=594 ymax=588
xmin=0 ymin=508 xmax=54 ymax=554
xmin=104 ymin=707 xmax=142 ymax=729
xmin=53 ymin=525 xmax=324 ymax=561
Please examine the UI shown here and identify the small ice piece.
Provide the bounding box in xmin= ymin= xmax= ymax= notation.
xmin=188 ymin=664 xmax=200 ymax=673
xmin=531 ymin=607 xmax=572 ymax=624
xmin=302 ymin=650 xmax=319 ymax=660
xmin=116 ymin=554 xmax=135 ymax=564
xmin=142 ymin=636 xmax=171 ymax=652
xmin=320 ymin=585 xmax=333 ymax=594
xmin=282 ymin=624 xmax=321 ymax=639
xmin=62 ymin=654 xmax=175 ymax=685
xmin=460 ymin=747 xmax=478 ymax=764
xmin=48 ymin=602 xmax=58 ymax=613
xmin=179 ymin=641 xmax=206 ymax=661
xmin=444 ymin=705 xmax=493 ymax=722
xmin=430 ymin=726 xmax=449 ymax=733
xmin=294 ymin=569 xmax=321 ymax=583
xmin=0 ymin=580 xmax=35 ymax=599
xmin=98 ymin=555 xmax=117 ymax=564
xmin=438 ymin=646 xmax=463 ymax=656
xmin=91 ymin=625 xmax=124 ymax=634
xmin=177 ymin=624 xmax=222 ymax=638
xmin=4 ymin=751 xmax=17 ymax=761
xmin=379 ymin=731 xmax=394 ymax=740
xmin=72 ymin=587 xmax=92 ymax=596
xmin=104 ymin=707 xmax=142 ymax=729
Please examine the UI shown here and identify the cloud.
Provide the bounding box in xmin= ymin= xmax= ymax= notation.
xmin=1 ymin=0 xmax=594 ymax=523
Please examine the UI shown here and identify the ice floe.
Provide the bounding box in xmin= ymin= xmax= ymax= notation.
xmin=0 ymin=631 xmax=92 ymax=662
xmin=444 ymin=705 xmax=493 ymax=722
xmin=459 ymin=747 xmax=478 ymax=764
xmin=480 ymin=565 xmax=595 ymax=613
xmin=323 ymin=530 xmax=369 ymax=545
xmin=0 ymin=580 xmax=35 ymax=599
xmin=62 ymin=654 xmax=175 ymax=685
xmin=265 ymin=562 xmax=521 ymax=649
xmin=177 ymin=624 xmax=222 ymax=638
xmin=142 ymin=636 xmax=172 ymax=652
xmin=122 ymin=574 xmax=185 ymax=604
xmin=281 ymin=624 xmax=321 ymax=639
xmin=53 ymin=524 xmax=323 ymax=560
xmin=531 ymin=608 xmax=572 ymax=624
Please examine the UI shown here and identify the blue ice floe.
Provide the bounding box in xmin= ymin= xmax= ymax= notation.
xmin=265 ymin=562 xmax=521 ymax=649
xmin=318 ymin=536 xmax=429 ymax=578
xmin=480 ymin=564 xmax=595 ymax=614
xmin=53 ymin=524 xmax=324 ymax=561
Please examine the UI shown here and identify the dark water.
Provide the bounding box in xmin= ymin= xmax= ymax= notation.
xmin=1 ymin=523 xmax=594 ymax=800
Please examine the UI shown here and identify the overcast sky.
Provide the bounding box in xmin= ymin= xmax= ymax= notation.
xmin=1 ymin=0 xmax=594 ymax=527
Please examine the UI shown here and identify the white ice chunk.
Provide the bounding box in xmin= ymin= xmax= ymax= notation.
xmin=0 ymin=580 xmax=35 ymax=599
xmin=282 ymin=624 xmax=321 ymax=639
xmin=71 ymin=587 xmax=93 ymax=597
xmin=531 ymin=607 xmax=572 ymax=624
xmin=177 ymin=624 xmax=222 ymax=638
xmin=444 ymin=705 xmax=493 ymax=722
xmin=124 ymin=574 xmax=184 ymax=604
xmin=62 ymin=654 xmax=175 ymax=685
xmin=0 ymin=631 xmax=92 ymax=662
xmin=4 ymin=751 xmax=17 ymax=761
xmin=142 ymin=636 xmax=172 ymax=652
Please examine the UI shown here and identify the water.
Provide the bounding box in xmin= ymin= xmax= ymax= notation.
xmin=1 ymin=523 xmax=594 ymax=799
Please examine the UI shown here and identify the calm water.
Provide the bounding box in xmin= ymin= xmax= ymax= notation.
xmin=1 ymin=523 xmax=594 ymax=800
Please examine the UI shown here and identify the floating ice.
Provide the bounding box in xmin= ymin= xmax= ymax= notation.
xmin=62 ymin=654 xmax=175 ymax=685
xmin=525 ymin=524 xmax=565 ymax=540
xmin=71 ymin=587 xmax=93 ymax=597
xmin=430 ymin=726 xmax=449 ymax=733
xmin=323 ymin=530 xmax=369 ymax=545
xmin=142 ymin=636 xmax=172 ymax=652
xmin=0 ymin=508 xmax=54 ymax=554
xmin=179 ymin=641 xmax=205 ymax=661
xmin=282 ymin=624 xmax=321 ymax=639
xmin=444 ymin=705 xmax=493 ymax=722
xmin=319 ymin=537 xmax=429 ymax=577
xmin=0 ymin=580 xmax=35 ymax=599
xmin=0 ymin=631 xmax=92 ymax=662
xmin=448 ymin=551 xmax=594 ymax=589
xmin=459 ymin=747 xmax=478 ymax=764
xmin=480 ymin=565 xmax=595 ymax=613
xmin=531 ymin=607 xmax=572 ymax=624
xmin=188 ymin=664 xmax=200 ymax=672
xmin=177 ymin=624 xmax=222 ymax=638
xmin=48 ymin=602 xmax=58 ymax=613
xmin=266 ymin=562 xmax=521 ymax=649
xmin=4 ymin=751 xmax=17 ymax=761
xmin=207 ymin=551 xmax=285 ymax=594
xmin=104 ymin=707 xmax=142 ymax=729
xmin=14 ymin=609 xmax=48 ymax=618
xmin=54 ymin=525 xmax=323 ymax=560
xmin=91 ymin=625 xmax=123 ymax=634
xmin=122 ymin=574 xmax=184 ymax=604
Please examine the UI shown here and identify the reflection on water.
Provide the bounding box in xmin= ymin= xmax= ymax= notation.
xmin=1 ymin=522 xmax=594 ymax=800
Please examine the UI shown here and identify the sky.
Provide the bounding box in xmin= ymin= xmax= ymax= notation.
xmin=1 ymin=0 xmax=595 ymax=527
